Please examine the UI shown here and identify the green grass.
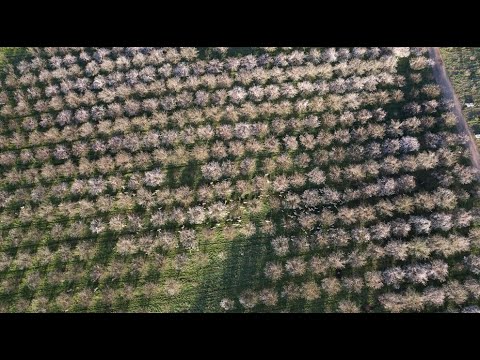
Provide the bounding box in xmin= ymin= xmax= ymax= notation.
xmin=0 ymin=47 xmax=28 ymax=68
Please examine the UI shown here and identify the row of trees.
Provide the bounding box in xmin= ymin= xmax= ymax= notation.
xmin=6 ymin=60 xmax=401 ymax=98
xmin=0 ymin=111 xmax=465 ymax=191
xmin=8 ymin=47 xmax=402 ymax=83
xmin=379 ymin=279 xmax=480 ymax=312
xmin=0 ymin=145 xmax=474 ymax=227
xmin=0 ymin=105 xmax=391 ymax=149
xmin=1 ymin=262 xmax=186 ymax=312
xmin=0 ymin=60 xmax=403 ymax=126
xmin=0 ymin=178 xmax=473 ymax=253
xmin=2 ymin=109 xmax=448 ymax=168
xmin=271 ymin=209 xmax=473 ymax=253
xmin=2 ymin=185 xmax=477 ymax=272
xmin=235 ymin=277 xmax=480 ymax=312
xmin=0 ymin=139 xmax=467 ymax=198
xmin=0 ymin=106 xmax=456 ymax=165
xmin=23 ymin=47 xmax=423 ymax=65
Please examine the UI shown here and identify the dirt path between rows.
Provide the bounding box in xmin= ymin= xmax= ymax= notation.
xmin=428 ymin=47 xmax=480 ymax=171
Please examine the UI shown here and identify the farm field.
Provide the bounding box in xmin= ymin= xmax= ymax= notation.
xmin=440 ymin=47 xmax=480 ymax=141
xmin=1 ymin=47 xmax=480 ymax=313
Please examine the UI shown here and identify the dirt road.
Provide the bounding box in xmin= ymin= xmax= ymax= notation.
xmin=428 ymin=47 xmax=480 ymax=171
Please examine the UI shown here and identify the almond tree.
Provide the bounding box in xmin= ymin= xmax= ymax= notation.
xmin=285 ymin=257 xmax=307 ymax=276
xmin=239 ymin=290 xmax=258 ymax=309
xmin=302 ymin=281 xmax=321 ymax=301
xmin=271 ymin=236 xmax=289 ymax=257
xmin=337 ymin=300 xmax=360 ymax=313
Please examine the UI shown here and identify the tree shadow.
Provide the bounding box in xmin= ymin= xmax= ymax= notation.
xmin=191 ymin=230 xmax=269 ymax=313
